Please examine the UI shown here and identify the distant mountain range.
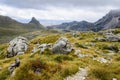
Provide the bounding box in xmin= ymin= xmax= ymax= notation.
xmin=48 ymin=9 xmax=120 ymax=31
xmin=0 ymin=15 xmax=45 ymax=37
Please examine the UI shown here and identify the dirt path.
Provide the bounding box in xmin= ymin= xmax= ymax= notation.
xmin=65 ymin=67 xmax=88 ymax=80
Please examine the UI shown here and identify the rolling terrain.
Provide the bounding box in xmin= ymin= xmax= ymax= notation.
xmin=0 ymin=16 xmax=45 ymax=43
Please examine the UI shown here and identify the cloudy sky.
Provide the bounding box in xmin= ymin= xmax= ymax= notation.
xmin=0 ymin=0 xmax=119 ymax=26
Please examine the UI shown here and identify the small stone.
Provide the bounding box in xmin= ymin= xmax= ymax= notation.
xmin=74 ymin=50 xmax=81 ymax=55
xmin=112 ymin=78 xmax=117 ymax=80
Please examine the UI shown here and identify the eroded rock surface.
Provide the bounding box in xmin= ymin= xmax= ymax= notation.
xmin=7 ymin=36 xmax=28 ymax=57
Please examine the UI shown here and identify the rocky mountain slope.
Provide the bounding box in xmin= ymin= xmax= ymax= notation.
xmin=94 ymin=9 xmax=120 ymax=31
xmin=48 ymin=21 xmax=94 ymax=31
xmin=48 ymin=9 xmax=120 ymax=31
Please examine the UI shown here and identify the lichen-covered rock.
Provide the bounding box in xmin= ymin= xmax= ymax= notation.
xmin=52 ymin=37 xmax=73 ymax=54
xmin=7 ymin=36 xmax=28 ymax=57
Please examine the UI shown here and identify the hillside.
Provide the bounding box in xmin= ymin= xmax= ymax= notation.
xmin=0 ymin=28 xmax=120 ymax=80
xmin=0 ymin=15 xmax=45 ymax=43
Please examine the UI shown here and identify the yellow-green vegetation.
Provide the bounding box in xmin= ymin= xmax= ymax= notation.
xmin=0 ymin=28 xmax=120 ymax=80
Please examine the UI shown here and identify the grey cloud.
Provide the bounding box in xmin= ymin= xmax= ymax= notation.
xmin=0 ymin=0 xmax=120 ymax=9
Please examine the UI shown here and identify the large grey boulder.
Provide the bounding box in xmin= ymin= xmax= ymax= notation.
xmin=52 ymin=37 xmax=73 ymax=54
xmin=7 ymin=36 xmax=28 ymax=57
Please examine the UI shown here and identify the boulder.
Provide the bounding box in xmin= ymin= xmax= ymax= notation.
xmin=52 ymin=37 xmax=73 ymax=54
xmin=7 ymin=36 xmax=28 ymax=57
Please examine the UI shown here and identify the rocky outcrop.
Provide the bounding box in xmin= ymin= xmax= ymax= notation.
xmin=52 ymin=37 xmax=73 ymax=54
xmin=7 ymin=36 xmax=28 ymax=57
xmin=94 ymin=9 xmax=120 ymax=31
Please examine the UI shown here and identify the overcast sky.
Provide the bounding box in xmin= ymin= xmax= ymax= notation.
xmin=0 ymin=0 xmax=119 ymax=26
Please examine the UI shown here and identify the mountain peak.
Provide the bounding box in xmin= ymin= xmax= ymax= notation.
xmin=108 ymin=9 xmax=120 ymax=17
xmin=29 ymin=17 xmax=40 ymax=25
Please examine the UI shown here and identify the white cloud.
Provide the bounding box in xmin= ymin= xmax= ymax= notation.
xmin=0 ymin=4 xmax=119 ymax=24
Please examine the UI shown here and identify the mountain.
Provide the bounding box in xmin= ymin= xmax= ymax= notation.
xmin=48 ymin=9 xmax=120 ymax=32
xmin=47 ymin=21 xmax=95 ymax=31
xmin=0 ymin=15 xmax=45 ymax=36
xmin=94 ymin=9 xmax=120 ymax=31
xmin=0 ymin=15 xmax=45 ymax=43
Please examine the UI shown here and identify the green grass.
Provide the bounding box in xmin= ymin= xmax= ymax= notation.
xmin=0 ymin=28 xmax=120 ymax=80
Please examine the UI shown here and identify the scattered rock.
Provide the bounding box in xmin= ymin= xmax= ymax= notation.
xmin=8 ymin=58 xmax=20 ymax=76
xmin=78 ymin=54 xmax=92 ymax=58
xmin=95 ymin=37 xmax=106 ymax=42
xmin=104 ymin=32 xmax=120 ymax=42
xmin=72 ymin=32 xmax=79 ymax=38
xmin=32 ymin=47 xmax=39 ymax=53
xmin=74 ymin=50 xmax=81 ymax=55
xmin=52 ymin=37 xmax=73 ymax=54
xmin=39 ymin=43 xmax=52 ymax=53
xmin=7 ymin=36 xmax=28 ymax=57
xmin=93 ymin=57 xmax=109 ymax=63
xmin=88 ymin=42 xmax=96 ymax=46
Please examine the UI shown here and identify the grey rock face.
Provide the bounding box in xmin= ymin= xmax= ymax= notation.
xmin=52 ymin=37 xmax=73 ymax=54
xmin=7 ymin=36 xmax=28 ymax=57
